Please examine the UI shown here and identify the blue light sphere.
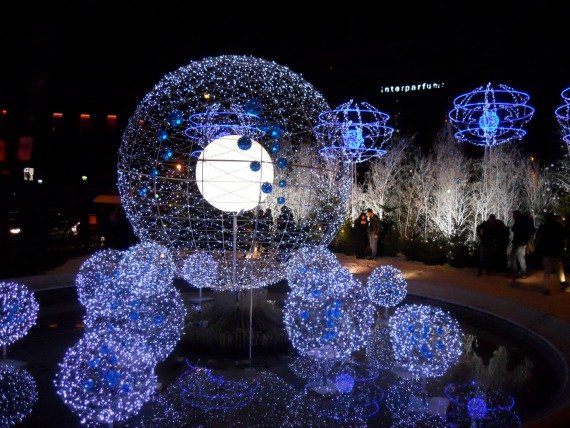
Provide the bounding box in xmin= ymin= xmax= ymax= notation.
xmin=261 ymin=182 xmax=273 ymax=194
xmin=75 ymin=249 xmax=124 ymax=309
xmin=389 ymin=304 xmax=463 ymax=378
xmin=237 ymin=136 xmax=252 ymax=150
xmin=276 ymin=157 xmax=288 ymax=169
xmin=366 ymin=265 xmax=407 ymax=308
xmin=278 ymin=179 xmax=287 ymax=188
xmin=285 ymin=245 xmax=341 ymax=288
xmin=168 ymin=111 xmax=183 ymax=127
xmin=467 ymin=397 xmax=488 ymax=420
xmin=270 ymin=142 xmax=281 ymax=154
xmin=162 ymin=148 xmax=173 ymax=160
xmin=0 ymin=281 xmax=40 ymax=349
xmin=478 ymin=110 xmax=500 ymax=133
xmin=250 ymin=161 xmax=261 ymax=172
xmin=0 ymin=367 xmax=38 ymax=427
xmin=158 ymin=129 xmax=168 ymax=141
xmin=117 ymin=55 xmax=350 ymax=292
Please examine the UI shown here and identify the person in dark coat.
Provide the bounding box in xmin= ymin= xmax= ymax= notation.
xmin=535 ymin=212 xmax=567 ymax=295
xmin=353 ymin=212 xmax=369 ymax=259
xmin=476 ymin=214 xmax=497 ymax=276
xmin=366 ymin=208 xmax=381 ymax=260
xmin=509 ymin=210 xmax=535 ymax=279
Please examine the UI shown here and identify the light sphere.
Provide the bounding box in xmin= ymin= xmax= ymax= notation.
xmin=0 ymin=281 xmax=39 ymax=348
xmin=389 ymin=304 xmax=463 ymax=378
xmin=366 ymin=265 xmax=407 ymax=308
xmin=117 ymin=55 xmax=350 ymax=291
xmin=0 ymin=366 xmax=38 ymax=427
xmin=75 ymin=249 xmax=124 ymax=308
xmin=196 ymin=134 xmax=274 ymax=212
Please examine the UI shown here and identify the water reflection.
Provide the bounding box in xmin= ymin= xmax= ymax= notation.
xmin=0 ymin=366 xmax=37 ymax=427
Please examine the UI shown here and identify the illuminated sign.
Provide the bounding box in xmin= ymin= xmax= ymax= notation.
xmin=23 ymin=167 xmax=34 ymax=181
xmin=381 ymin=82 xmax=445 ymax=94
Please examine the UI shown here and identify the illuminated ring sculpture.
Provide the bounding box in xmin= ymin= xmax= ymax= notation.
xmin=314 ymin=100 xmax=393 ymax=163
xmin=555 ymin=87 xmax=570 ymax=144
xmin=118 ymin=55 xmax=351 ymax=291
xmin=444 ymin=380 xmax=515 ymax=414
xmin=0 ymin=281 xmax=39 ymax=349
xmin=449 ymin=83 xmax=534 ymax=146
xmin=0 ymin=366 xmax=38 ymax=427
xmin=178 ymin=361 xmax=259 ymax=412
xmin=388 ymin=304 xmax=463 ymax=378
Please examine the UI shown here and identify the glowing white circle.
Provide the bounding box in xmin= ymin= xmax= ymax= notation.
xmin=195 ymin=134 xmax=274 ymax=212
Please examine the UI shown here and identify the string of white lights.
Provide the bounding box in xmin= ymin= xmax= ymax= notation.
xmin=0 ymin=366 xmax=37 ymax=427
xmin=0 ymin=281 xmax=39 ymax=349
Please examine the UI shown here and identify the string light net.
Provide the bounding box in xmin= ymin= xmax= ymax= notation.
xmin=284 ymin=266 xmax=374 ymax=360
xmin=314 ymin=100 xmax=394 ymax=163
xmin=84 ymin=286 xmax=186 ymax=364
xmin=0 ymin=281 xmax=39 ymax=348
xmin=365 ymin=323 xmax=396 ymax=371
xmin=55 ymin=329 xmax=157 ymax=425
xmin=385 ymin=378 xmax=429 ymax=423
xmin=366 ymin=265 xmax=407 ymax=308
xmin=118 ymin=55 xmax=350 ymax=291
xmin=179 ymin=251 xmax=219 ymax=289
xmin=0 ymin=366 xmax=37 ymax=427
xmin=75 ymin=249 xmax=124 ymax=308
xmin=389 ymin=304 xmax=463 ymax=378
xmin=555 ymin=87 xmax=570 ymax=144
xmin=449 ymin=82 xmax=534 ymax=146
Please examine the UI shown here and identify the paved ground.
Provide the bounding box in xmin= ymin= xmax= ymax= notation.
xmin=12 ymin=252 xmax=570 ymax=427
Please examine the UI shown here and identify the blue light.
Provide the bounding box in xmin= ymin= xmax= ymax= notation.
xmin=158 ymin=129 xmax=168 ymax=141
xmin=269 ymin=125 xmax=284 ymax=139
xmin=129 ymin=311 xmax=140 ymax=321
xmin=261 ymin=182 xmax=273 ymax=193
xmin=245 ymin=98 xmax=262 ymax=116
xmin=278 ymin=179 xmax=287 ymax=188
xmin=138 ymin=187 xmax=147 ymax=197
xmin=300 ymin=311 xmax=309 ymax=320
xmin=168 ymin=111 xmax=183 ymax=127
xmin=162 ymin=148 xmax=173 ymax=160
xmin=153 ymin=314 xmax=164 ymax=324
xmin=83 ymin=379 xmax=95 ymax=391
xmin=335 ymin=373 xmax=355 ymax=394
xmin=344 ymin=128 xmax=364 ymax=149
xmin=277 ymin=157 xmax=288 ymax=169
xmin=237 ymin=136 xmax=252 ymax=150
xmin=250 ymin=161 xmax=261 ymax=172
xmin=150 ymin=168 xmax=159 ymax=177
xmin=467 ymin=397 xmax=488 ymax=420
xmin=277 ymin=196 xmax=285 ymax=205
xmin=270 ymin=142 xmax=281 ymax=154
xmin=478 ymin=110 xmax=500 ymax=133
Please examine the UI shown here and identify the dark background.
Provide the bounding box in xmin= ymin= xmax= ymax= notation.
xmin=0 ymin=0 xmax=568 ymax=208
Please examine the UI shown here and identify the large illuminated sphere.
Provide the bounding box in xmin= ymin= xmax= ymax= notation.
xmin=55 ymin=329 xmax=157 ymax=425
xmin=389 ymin=304 xmax=463 ymax=378
xmin=0 ymin=367 xmax=38 ymax=427
xmin=84 ymin=286 xmax=186 ymax=364
xmin=449 ymin=82 xmax=534 ymax=146
xmin=75 ymin=249 xmax=124 ymax=307
xmin=0 ymin=281 xmax=39 ymax=348
xmin=117 ymin=55 xmax=350 ymax=291
xmin=366 ymin=265 xmax=407 ymax=308
xmin=285 ymin=246 xmax=341 ymax=288
xmin=284 ymin=268 xmax=374 ymax=359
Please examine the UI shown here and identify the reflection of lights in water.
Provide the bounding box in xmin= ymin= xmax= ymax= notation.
xmin=0 ymin=281 xmax=39 ymax=348
xmin=0 ymin=366 xmax=37 ymax=427
xmin=389 ymin=304 xmax=463 ymax=378
xmin=54 ymin=329 xmax=157 ymax=425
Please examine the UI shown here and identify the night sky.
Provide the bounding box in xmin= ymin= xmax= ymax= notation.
xmin=1 ymin=0 xmax=569 ymax=160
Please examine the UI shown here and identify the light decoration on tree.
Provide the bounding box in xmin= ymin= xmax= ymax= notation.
xmin=75 ymin=249 xmax=124 ymax=308
xmin=284 ymin=265 xmax=374 ymax=360
xmin=388 ymin=304 xmax=463 ymax=378
xmin=555 ymin=87 xmax=570 ymax=145
xmin=444 ymin=380 xmax=517 ymax=424
xmin=366 ymin=265 xmax=407 ymax=308
xmin=54 ymin=329 xmax=157 ymax=425
xmin=449 ymin=82 xmax=534 ymax=146
xmin=314 ymin=100 xmax=394 ymax=163
xmin=179 ymin=252 xmax=219 ymax=289
xmin=0 ymin=281 xmax=39 ymax=352
xmin=117 ymin=55 xmax=350 ymax=291
xmin=117 ymin=241 xmax=176 ymax=296
xmin=178 ymin=362 xmax=259 ymax=412
xmin=84 ymin=286 xmax=186 ymax=364
xmin=285 ymin=245 xmax=340 ymax=288
xmin=0 ymin=366 xmax=37 ymax=427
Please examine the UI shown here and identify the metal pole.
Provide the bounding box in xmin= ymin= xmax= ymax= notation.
xmin=2 ymin=344 xmax=6 ymax=360
xmin=249 ymin=283 xmax=253 ymax=364
xmin=232 ymin=213 xmax=238 ymax=287
xmin=198 ymin=287 xmax=202 ymax=312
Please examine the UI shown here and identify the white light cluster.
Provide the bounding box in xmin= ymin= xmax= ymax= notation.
xmin=366 ymin=265 xmax=407 ymax=308
xmin=54 ymin=328 xmax=157 ymax=425
xmin=389 ymin=304 xmax=463 ymax=378
xmin=117 ymin=55 xmax=350 ymax=291
xmin=179 ymin=252 xmax=219 ymax=289
xmin=0 ymin=366 xmax=37 ymax=427
xmin=385 ymin=377 xmax=429 ymax=423
xmin=284 ymin=263 xmax=374 ymax=360
xmin=75 ymin=249 xmax=124 ymax=308
xmin=0 ymin=281 xmax=39 ymax=348
xmin=285 ymin=245 xmax=340 ymax=288
xmin=85 ymin=286 xmax=186 ymax=364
